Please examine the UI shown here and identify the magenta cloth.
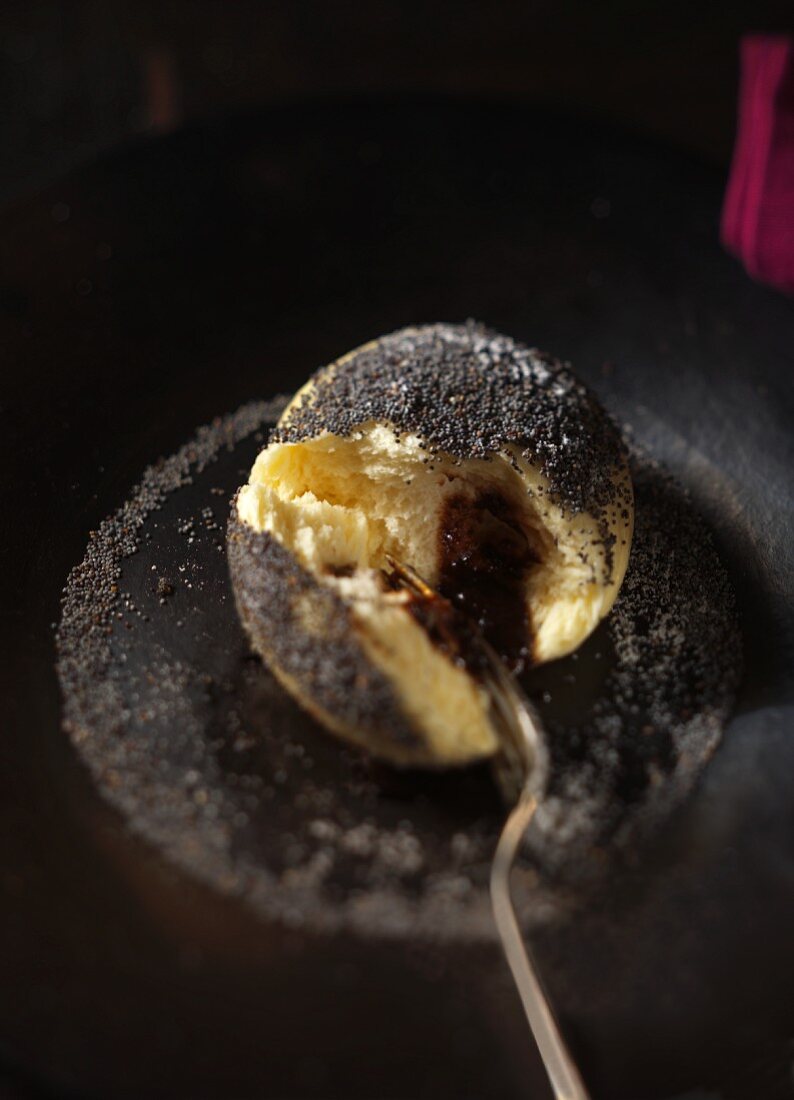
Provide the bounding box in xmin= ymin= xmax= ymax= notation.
xmin=722 ymin=35 xmax=794 ymax=295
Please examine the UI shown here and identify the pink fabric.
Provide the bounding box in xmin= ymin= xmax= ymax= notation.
xmin=722 ymin=35 xmax=794 ymax=295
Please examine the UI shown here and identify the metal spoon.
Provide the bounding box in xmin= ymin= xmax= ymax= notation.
xmin=484 ymin=647 xmax=590 ymax=1100
xmin=386 ymin=555 xmax=590 ymax=1100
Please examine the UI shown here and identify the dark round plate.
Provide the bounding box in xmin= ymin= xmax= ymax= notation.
xmin=2 ymin=100 xmax=793 ymax=1100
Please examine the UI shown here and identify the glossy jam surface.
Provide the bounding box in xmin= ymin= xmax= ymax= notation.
xmin=435 ymin=491 xmax=538 ymax=672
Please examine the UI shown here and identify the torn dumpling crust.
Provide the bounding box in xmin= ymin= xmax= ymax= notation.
xmin=228 ymin=323 xmax=633 ymax=768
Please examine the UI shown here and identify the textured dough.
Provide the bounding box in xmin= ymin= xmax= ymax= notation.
xmin=229 ymin=323 xmax=633 ymax=767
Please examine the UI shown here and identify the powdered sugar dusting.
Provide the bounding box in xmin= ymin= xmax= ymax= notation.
xmin=56 ymin=401 xmax=740 ymax=940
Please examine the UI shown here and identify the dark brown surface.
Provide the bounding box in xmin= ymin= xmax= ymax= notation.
xmin=437 ymin=490 xmax=538 ymax=672
xmin=54 ymin=404 xmax=740 ymax=940
xmin=2 ymin=0 xmax=793 ymax=206
xmin=1 ymin=101 xmax=793 ymax=1099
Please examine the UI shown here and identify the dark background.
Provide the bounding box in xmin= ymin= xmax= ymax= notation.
xmin=1 ymin=0 xmax=793 ymax=208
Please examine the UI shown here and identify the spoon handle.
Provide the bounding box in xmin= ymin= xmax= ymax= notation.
xmin=491 ymin=792 xmax=591 ymax=1100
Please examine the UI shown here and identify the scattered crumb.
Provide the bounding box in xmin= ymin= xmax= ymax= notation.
xmin=55 ymin=399 xmax=741 ymax=940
